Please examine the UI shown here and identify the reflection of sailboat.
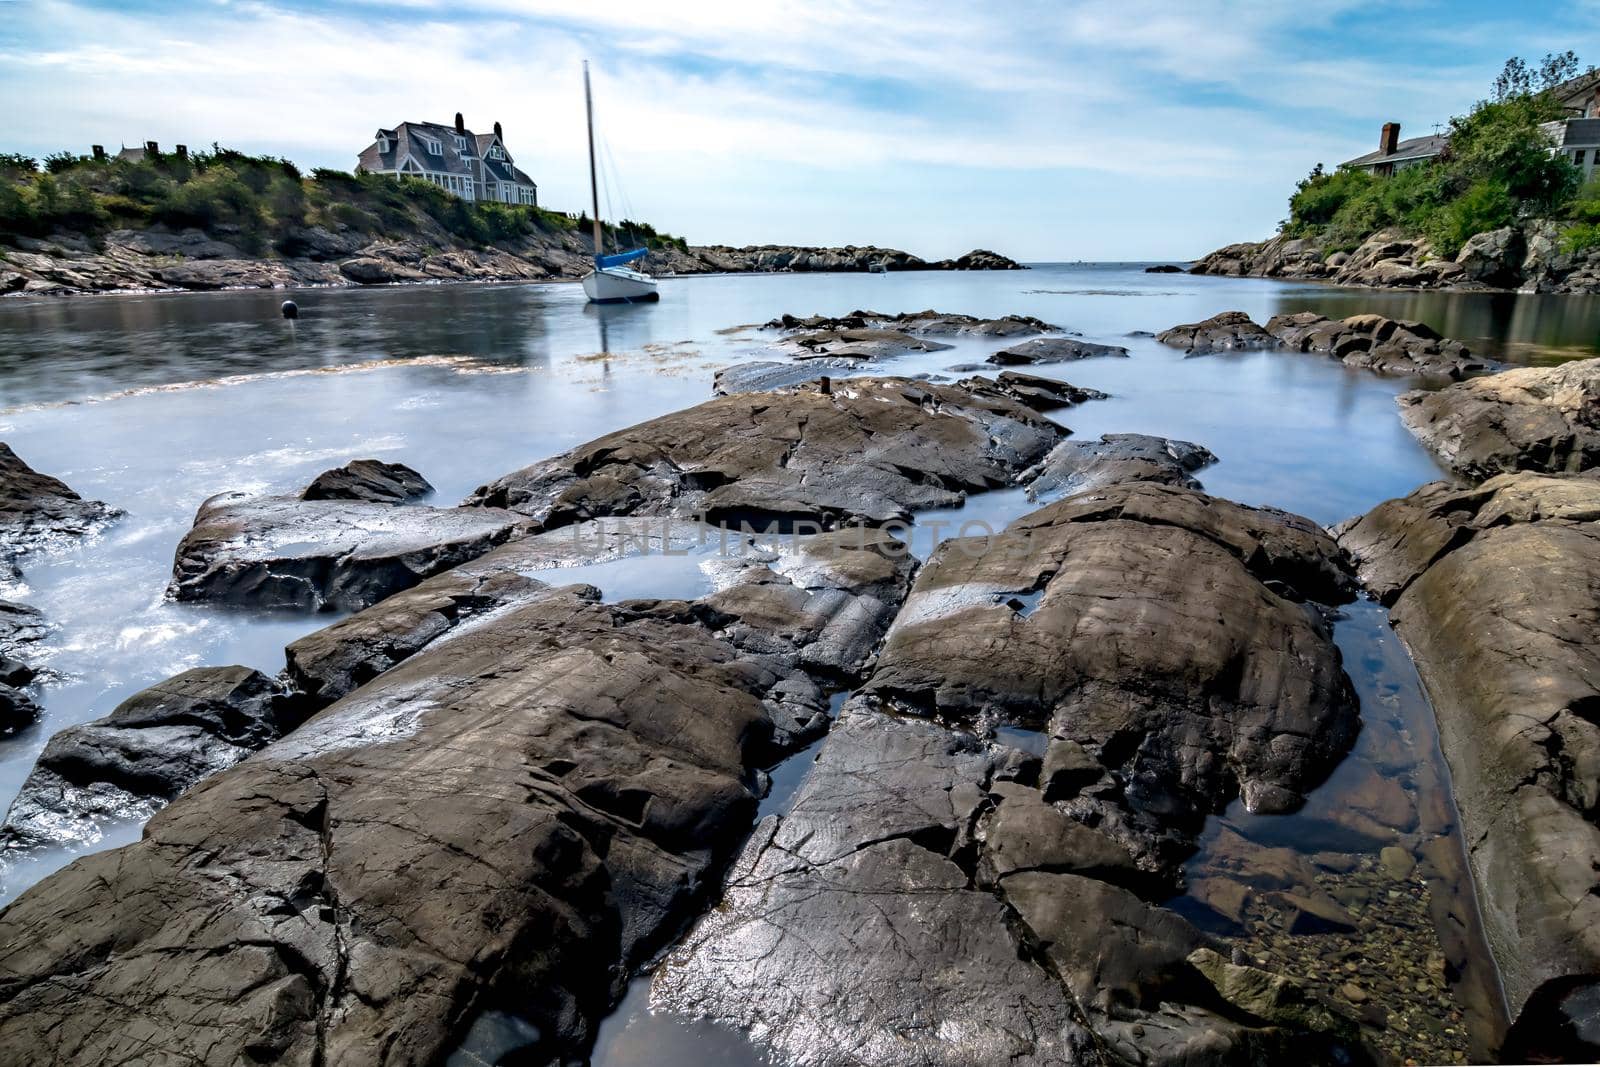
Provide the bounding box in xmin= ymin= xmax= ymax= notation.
xmin=580 ymin=61 xmax=659 ymax=305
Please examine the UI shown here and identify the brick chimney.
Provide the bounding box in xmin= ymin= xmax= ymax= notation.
xmin=145 ymin=140 xmax=158 ymax=155
xmin=92 ymin=145 xmax=105 ymax=160
xmin=493 ymin=121 xmax=502 ymax=139
xmin=1380 ymin=122 xmax=1400 ymax=156
xmin=175 ymin=144 xmax=187 ymax=159
xmin=455 ymin=112 xmax=465 ymax=134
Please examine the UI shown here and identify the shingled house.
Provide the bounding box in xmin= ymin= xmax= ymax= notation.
xmin=356 ymin=113 xmax=537 ymax=205
xmin=1342 ymin=70 xmax=1600 ymax=180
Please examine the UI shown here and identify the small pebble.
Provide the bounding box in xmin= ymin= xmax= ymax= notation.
xmin=1341 ymin=982 xmax=1369 ymax=1004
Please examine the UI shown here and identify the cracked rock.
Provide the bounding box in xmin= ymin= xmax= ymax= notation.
xmin=1025 ymin=433 xmax=1217 ymax=501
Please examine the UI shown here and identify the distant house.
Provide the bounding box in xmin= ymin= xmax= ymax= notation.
xmin=356 ymin=113 xmax=537 ymax=206
xmin=111 ymin=141 xmax=188 ymax=164
xmin=1340 ymin=123 xmax=1448 ymax=176
xmin=1342 ymin=70 xmax=1600 ymax=181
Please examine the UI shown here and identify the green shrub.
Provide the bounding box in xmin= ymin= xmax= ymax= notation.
xmin=1422 ymin=180 xmax=1515 ymax=256
xmin=1562 ymin=222 xmax=1600 ymax=254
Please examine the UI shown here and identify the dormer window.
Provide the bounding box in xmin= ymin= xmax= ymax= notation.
xmin=454 ymin=136 xmax=471 ymax=154
xmin=424 ymin=138 xmax=442 ymax=156
xmin=488 ymin=145 xmax=506 ymax=161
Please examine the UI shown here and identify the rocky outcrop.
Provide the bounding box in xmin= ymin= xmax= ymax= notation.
xmin=1264 ymin=312 xmax=1491 ymax=379
xmin=764 ymin=309 xmax=1056 ymax=337
xmin=1024 ymin=433 xmax=1216 ymax=501
xmin=300 ymin=459 xmax=433 ymax=503
xmin=0 ymin=229 xmax=1023 ymax=296
xmin=0 ymin=443 xmax=118 ymax=559
xmin=1156 ymin=311 xmax=1275 ymax=352
xmin=711 ymin=360 xmax=869 ymax=396
xmin=0 ymin=505 xmax=921 ymax=1065
xmin=772 ymin=328 xmax=953 ymax=362
xmin=864 ymin=482 xmax=1358 ymax=874
xmin=466 ymin=377 xmax=1065 ymax=530
xmin=168 ymin=491 xmax=530 ymax=612
xmin=958 ymin=371 xmax=1108 ymax=412
xmin=0 ymin=667 xmax=300 ymax=854
xmin=1189 ymin=223 xmax=1600 ymax=294
xmin=0 ymin=685 xmax=38 ymax=734
xmin=988 ymin=336 xmax=1130 ymax=364
xmin=1337 ymin=472 xmax=1600 ymax=1061
xmin=655 ymin=484 xmax=1369 ymax=1065
xmin=1397 ymin=357 xmax=1600 ymax=479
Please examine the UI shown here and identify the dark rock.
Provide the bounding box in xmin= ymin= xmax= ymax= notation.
xmin=1025 ymin=433 xmax=1217 ymax=501
xmin=0 ymin=600 xmax=47 ymax=651
xmin=167 ymin=491 xmax=531 ymax=612
xmin=0 ymin=655 xmax=34 ymax=688
xmin=1264 ymin=312 xmax=1490 ymax=379
xmin=1397 ymin=357 xmax=1600 ymax=479
xmin=862 ymin=483 xmax=1357 ymax=877
xmin=0 ymin=667 xmax=297 ymax=855
xmin=300 ymin=459 xmax=433 ymax=504
xmin=465 ymin=377 xmax=1065 ymax=531
xmin=775 ymin=327 xmax=953 ymax=362
xmin=0 ymin=443 xmax=120 ymax=560
xmin=764 ymin=309 xmax=1056 ymax=337
xmin=988 ymin=336 xmax=1130 ymax=364
xmin=0 ymin=579 xmax=855 ymax=1064
xmin=930 ymin=248 xmax=1027 ymax=270
xmin=1270 ymin=890 xmax=1359 ymax=934
xmin=0 ymin=684 xmax=39 ymax=734
xmin=656 ymin=704 xmax=1370 ymax=1065
xmin=1156 ymin=311 xmax=1275 ymax=353
xmin=1144 ymin=264 xmax=1185 ymax=273
xmin=958 ymin=371 xmax=1108 ymax=411
xmin=1337 ymin=471 xmax=1600 ymax=1036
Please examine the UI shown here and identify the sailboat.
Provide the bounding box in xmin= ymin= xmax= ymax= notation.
xmin=580 ymin=61 xmax=659 ymax=304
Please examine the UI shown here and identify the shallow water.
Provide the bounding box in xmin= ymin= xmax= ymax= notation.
xmin=2 ymin=264 xmax=1591 ymax=1058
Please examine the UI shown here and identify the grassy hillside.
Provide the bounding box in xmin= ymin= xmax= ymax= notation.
xmin=0 ymin=146 xmax=688 ymax=257
xmin=1282 ymin=52 xmax=1598 ymax=257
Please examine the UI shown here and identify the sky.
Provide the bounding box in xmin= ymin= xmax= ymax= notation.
xmin=1 ymin=0 xmax=1596 ymax=260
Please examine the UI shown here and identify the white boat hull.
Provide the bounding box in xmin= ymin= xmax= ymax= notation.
xmin=582 ymin=266 xmax=659 ymax=304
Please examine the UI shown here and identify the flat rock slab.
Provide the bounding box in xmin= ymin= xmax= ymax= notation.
xmin=300 ymin=459 xmax=433 ymax=503
xmin=712 ymin=359 xmax=867 ymax=395
xmin=168 ymin=492 xmax=532 ymax=612
xmin=774 ymin=327 xmax=953 ymax=362
xmin=655 ymin=704 xmax=1367 ymax=1065
xmin=1156 ymin=311 xmax=1275 ymax=352
xmin=988 ymin=336 xmax=1130 ymax=364
xmin=765 ymin=309 xmax=1057 ymax=337
xmin=1337 ymin=472 xmax=1600 ymax=1059
xmin=0 ymin=584 xmax=848 ymax=1065
xmin=1397 ymin=357 xmax=1600 ymax=479
xmin=466 ymin=377 xmax=1065 ymax=531
xmin=1265 ymin=312 xmax=1490 ymax=379
xmin=0 ymin=666 xmax=297 ymax=856
xmin=1025 ymin=433 xmax=1216 ymax=500
xmin=960 ymin=371 xmax=1108 ymax=411
xmin=0 ymin=443 xmax=120 ymax=561
xmin=864 ymin=481 xmax=1357 ymax=873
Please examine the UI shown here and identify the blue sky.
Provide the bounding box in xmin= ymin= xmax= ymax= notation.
xmin=2 ymin=0 xmax=1596 ymax=259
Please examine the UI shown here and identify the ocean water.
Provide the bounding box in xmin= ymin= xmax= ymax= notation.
xmin=2 ymin=264 xmax=1594 ymax=1061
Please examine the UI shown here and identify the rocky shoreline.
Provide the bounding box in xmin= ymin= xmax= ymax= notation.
xmin=0 ymin=227 xmax=1023 ymax=297
xmin=1188 ymin=222 xmax=1600 ymax=295
xmin=2 ymin=308 xmax=1599 ymax=1064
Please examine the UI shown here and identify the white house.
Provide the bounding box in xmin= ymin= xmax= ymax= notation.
xmin=356 ymin=113 xmax=537 ymax=205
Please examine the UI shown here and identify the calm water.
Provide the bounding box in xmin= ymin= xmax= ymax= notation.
xmin=2 ymin=265 xmax=1594 ymax=1060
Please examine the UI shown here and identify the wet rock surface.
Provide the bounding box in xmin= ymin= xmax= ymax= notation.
xmin=466 ymin=377 xmax=1065 ymax=530
xmin=654 ymin=705 xmax=1370 ymax=1065
xmin=959 ymin=371 xmax=1108 ymax=412
xmin=1024 ymin=433 xmax=1217 ymax=501
xmin=1156 ymin=311 xmax=1275 ymax=353
xmin=1265 ymin=312 xmax=1491 ymax=379
xmin=1397 ymin=357 xmax=1600 ymax=479
xmin=763 ymin=309 xmax=1056 ymax=337
xmin=862 ymin=483 xmax=1358 ymax=871
xmin=168 ymin=490 xmax=531 ymax=612
xmin=711 ymin=359 xmax=872 ymax=396
xmin=0 ymin=539 xmax=913 ymax=1065
xmin=1338 ymin=472 xmax=1600 ymax=1060
xmin=0 ymin=667 xmax=299 ymax=856
xmin=300 ymin=459 xmax=434 ymax=504
xmin=0 ymin=443 xmax=119 ymax=556
xmin=988 ymin=336 xmax=1131 ymax=364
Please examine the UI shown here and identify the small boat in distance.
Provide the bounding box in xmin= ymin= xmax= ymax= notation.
xmin=580 ymin=61 xmax=659 ymax=304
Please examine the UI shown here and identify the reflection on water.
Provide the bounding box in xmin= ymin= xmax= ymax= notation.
xmin=0 ymin=265 xmax=1583 ymax=1058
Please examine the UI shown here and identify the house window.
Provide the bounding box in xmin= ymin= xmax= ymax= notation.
xmin=1577 ymin=150 xmax=1588 ymax=166
xmin=425 ymin=138 xmax=442 ymax=156
xmin=489 ymin=146 xmax=505 ymax=161
xmin=464 ymin=179 xmax=474 ymax=197
xmin=455 ymin=136 xmax=470 ymax=153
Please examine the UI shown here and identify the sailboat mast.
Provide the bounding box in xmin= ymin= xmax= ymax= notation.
xmin=584 ymin=61 xmax=603 ymax=264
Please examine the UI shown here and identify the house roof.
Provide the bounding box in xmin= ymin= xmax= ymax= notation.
xmin=1553 ymin=69 xmax=1600 ymax=111
xmin=1557 ymin=118 xmax=1600 ymax=147
xmin=357 ymin=119 xmax=535 ymax=184
xmin=1340 ymin=134 xmax=1449 ymax=169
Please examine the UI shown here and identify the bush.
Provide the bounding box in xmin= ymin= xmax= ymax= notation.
xmin=1422 ymin=180 xmax=1516 ymax=256
xmin=1562 ymin=222 xmax=1600 ymax=254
